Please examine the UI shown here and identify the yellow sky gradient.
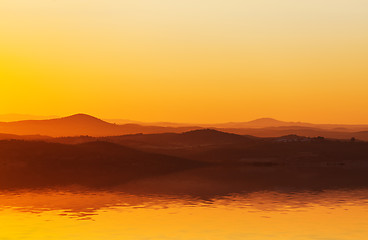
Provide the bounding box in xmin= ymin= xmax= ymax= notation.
xmin=1 ymin=0 xmax=368 ymax=123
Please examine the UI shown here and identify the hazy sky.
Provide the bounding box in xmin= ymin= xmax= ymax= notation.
xmin=1 ymin=0 xmax=368 ymax=123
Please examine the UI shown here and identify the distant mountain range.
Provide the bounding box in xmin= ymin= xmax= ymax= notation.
xmin=2 ymin=114 xmax=368 ymax=191
xmin=106 ymin=117 xmax=368 ymax=131
xmin=1 ymin=113 xmax=368 ymax=140
xmin=203 ymin=118 xmax=368 ymax=131
xmin=0 ymin=114 xmax=199 ymax=137
xmin=0 ymin=114 xmax=59 ymax=122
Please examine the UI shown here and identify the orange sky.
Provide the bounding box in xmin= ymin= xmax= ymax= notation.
xmin=1 ymin=0 xmax=368 ymax=124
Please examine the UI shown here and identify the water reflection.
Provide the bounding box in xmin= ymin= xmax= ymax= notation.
xmin=1 ymin=188 xmax=368 ymax=220
xmin=1 ymin=166 xmax=368 ymax=240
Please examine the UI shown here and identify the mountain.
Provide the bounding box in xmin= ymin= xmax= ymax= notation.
xmin=0 ymin=114 xmax=201 ymax=137
xmin=48 ymin=130 xmax=368 ymax=165
xmin=105 ymin=117 xmax=368 ymax=132
xmin=105 ymin=117 xmax=291 ymax=128
xmin=205 ymin=118 xmax=368 ymax=131
xmin=0 ymin=114 xmax=113 ymax=137
xmin=1 ymin=114 xmax=368 ymax=139
xmin=92 ymin=129 xmax=255 ymax=148
xmin=0 ymin=114 xmax=58 ymax=122
xmin=104 ymin=119 xmax=191 ymax=127
xmin=0 ymin=133 xmax=51 ymax=141
xmin=220 ymin=126 xmax=368 ymax=140
xmin=209 ymin=118 xmax=291 ymax=128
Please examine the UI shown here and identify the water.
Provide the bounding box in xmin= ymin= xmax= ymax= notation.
xmin=1 ymin=166 xmax=368 ymax=240
xmin=1 ymin=188 xmax=368 ymax=240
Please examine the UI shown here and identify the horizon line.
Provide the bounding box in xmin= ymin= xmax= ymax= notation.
xmin=1 ymin=113 xmax=368 ymax=126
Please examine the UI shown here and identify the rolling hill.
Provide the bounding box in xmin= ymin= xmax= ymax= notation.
xmin=1 ymin=114 xmax=368 ymax=140
xmin=0 ymin=140 xmax=204 ymax=188
xmin=0 ymin=114 xmax=200 ymax=137
xmin=206 ymin=118 xmax=368 ymax=131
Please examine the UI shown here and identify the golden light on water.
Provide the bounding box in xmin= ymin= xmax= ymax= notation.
xmin=1 ymin=189 xmax=368 ymax=240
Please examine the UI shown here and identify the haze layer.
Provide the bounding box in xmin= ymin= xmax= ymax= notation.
xmin=1 ymin=0 xmax=368 ymax=123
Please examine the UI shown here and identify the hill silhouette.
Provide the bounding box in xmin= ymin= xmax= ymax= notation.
xmin=0 ymin=133 xmax=51 ymax=141
xmin=211 ymin=118 xmax=288 ymax=128
xmin=206 ymin=118 xmax=368 ymax=131
xmin=0 ymin=140 xmax=204 ymax=188
xmin=0 ymin=114 xmax=59 ymax=122
xmin=0 ymin=114 xmax=200 ymax=137
xmin=106 ymin=117 xmax=368 ymax=130
xmin=220 ymin=126 xmax=368 ymax=140
xmin=109 ymin=129 xmax=253 ymax=147
xmin=39 ymin=129 xmax=368 ymax=166
xmin=1 ymin=114 xmax=368 ymax=140
xmin=1 ymin=130 xmax=368 ymax=189
xmin=49 ymin=129 xmax=255 ymax=149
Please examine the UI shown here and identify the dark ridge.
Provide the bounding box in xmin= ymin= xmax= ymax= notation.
xmin=0 ymin=140 xmax=206 ymax=189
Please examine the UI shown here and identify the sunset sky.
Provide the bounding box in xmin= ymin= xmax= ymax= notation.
xmin=1 ymin=0 xmax=368 ymax=123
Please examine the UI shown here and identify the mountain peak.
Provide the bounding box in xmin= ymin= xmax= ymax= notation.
xmin=182 ymin=129 xmax=245 ymax=139
xmin=183 ymin=128 xmax=228 ymax=135
xmin=248 ymin=118 xmax=283 ymax=124
xmin=61 ymin=114 xmax=104 ymax=122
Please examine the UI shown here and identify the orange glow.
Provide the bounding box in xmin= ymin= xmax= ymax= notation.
xmin=1 ymin=0 xmax=368 ymax=123
xmin=0 ymin=190 xmax=368 ymax=239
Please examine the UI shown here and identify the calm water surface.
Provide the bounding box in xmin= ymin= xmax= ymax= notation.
xmin=1 ymin=187 xmax=368 ymax=240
